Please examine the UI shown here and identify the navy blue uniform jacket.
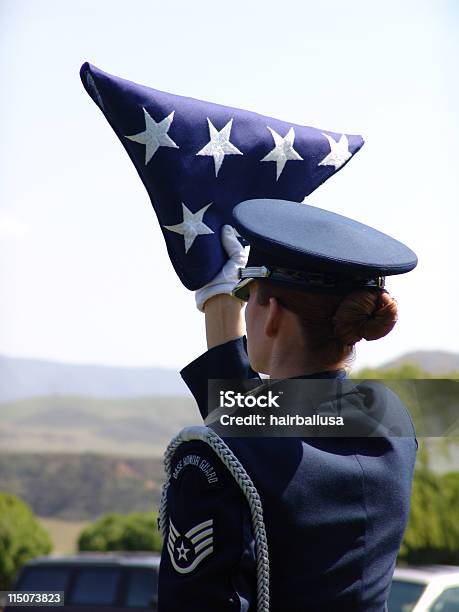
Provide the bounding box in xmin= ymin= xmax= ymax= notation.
xmin=158 ymin=336 xmax=418 ymax=612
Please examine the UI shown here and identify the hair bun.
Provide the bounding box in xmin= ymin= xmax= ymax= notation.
xmin=332 ymin=289 xmax=398 ymax=345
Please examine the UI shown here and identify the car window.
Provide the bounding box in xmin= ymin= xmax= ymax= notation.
xmin=125 ymin=568 xmax=158 ymax=608
xmin=18 ymin=567 xmax=71 ymax=591
xmin=429 ymin=587 xmax=459 ymax=611
xmin=387 ymin=579 xmax=426 ymax=612
xmin=68 ymin=568 xmax=121 ymax=605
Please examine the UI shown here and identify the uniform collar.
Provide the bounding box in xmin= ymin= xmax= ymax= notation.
xmin=288 ymin=369 xmax=348 ymax=380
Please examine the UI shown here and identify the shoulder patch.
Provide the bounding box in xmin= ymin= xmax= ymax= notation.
xmin=167 ymin=517 xmax=214 ymax=574
xmin=159 ymin=425 xmax=270 ymax=612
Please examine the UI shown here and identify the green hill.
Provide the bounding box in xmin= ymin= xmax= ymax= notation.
xmin=0 ymin=394 xmax=199 ymax=456
xmin=0 ymin=452 xmax=164 ymax=521
xmin=381 ymin=350 xmax=459 ymax=375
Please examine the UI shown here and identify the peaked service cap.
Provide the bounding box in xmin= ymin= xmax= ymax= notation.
xmin=231 ymin=199 xmax=418 ymax=300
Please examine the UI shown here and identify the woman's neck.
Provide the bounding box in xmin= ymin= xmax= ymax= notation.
xmin=267 ymin=343 xmax=344 ymax=379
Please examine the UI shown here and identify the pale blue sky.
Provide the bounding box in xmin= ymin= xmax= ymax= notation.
xmin=0 ymin=0 xmax=458 ymax=371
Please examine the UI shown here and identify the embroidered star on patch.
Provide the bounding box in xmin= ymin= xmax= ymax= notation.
xmin=167 ymin=518 xmax=214 ymax=574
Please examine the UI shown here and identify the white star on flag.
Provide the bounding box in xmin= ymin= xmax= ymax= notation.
xmin=261 ymin=126 xmax=303 ymax=181
xmin=163 ymin=202 xmax=214 ymax=253
xmin=125 ymin=108 xmax=178 ymax=165
xmin=318 ymin=133 xmax=352 ymax=170
xmin=196 ymin=118 xmax=243 ymax=177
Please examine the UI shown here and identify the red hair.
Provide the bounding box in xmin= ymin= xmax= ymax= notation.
xmin=255 ymin=280 xmax=398 ymax=368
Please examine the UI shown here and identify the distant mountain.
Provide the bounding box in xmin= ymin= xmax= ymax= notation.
xmin=1 ymin=350 xmax=458 ymax=403
xmin=0 ymin=355 xmax=188 ymax=402
xmin=381 ymin=351 xmax=459 ymax=375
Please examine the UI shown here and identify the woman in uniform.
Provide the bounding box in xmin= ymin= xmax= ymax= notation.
xmin=158 ymin=198 xmax=418 ymax=612
xmin=78 ymin=59 xmax=418 ymax=612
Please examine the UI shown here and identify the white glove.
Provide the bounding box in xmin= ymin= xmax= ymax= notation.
xmin=195 ymin=224 xmax=249 ymax=312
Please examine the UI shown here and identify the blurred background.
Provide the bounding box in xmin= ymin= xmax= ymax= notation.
xmin=0 ymin=0 xmax=458 ymax=607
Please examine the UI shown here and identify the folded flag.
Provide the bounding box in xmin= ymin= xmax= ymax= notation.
xmin=80 ymin=62 xmax=364 ymax=290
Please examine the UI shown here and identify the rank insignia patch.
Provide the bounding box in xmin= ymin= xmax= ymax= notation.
xmin=167 ymin=518 xmax=214 ymax=574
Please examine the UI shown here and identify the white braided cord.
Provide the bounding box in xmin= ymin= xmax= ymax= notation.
xmin=159 ymin=425 xmax=270 ymax=612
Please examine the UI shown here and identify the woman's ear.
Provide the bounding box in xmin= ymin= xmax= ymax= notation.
xmin=264 ymin=296 xmax=282 ymax=337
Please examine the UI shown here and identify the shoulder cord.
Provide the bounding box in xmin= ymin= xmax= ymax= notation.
xmin=159 ymin=425 xmax=270 ymax=612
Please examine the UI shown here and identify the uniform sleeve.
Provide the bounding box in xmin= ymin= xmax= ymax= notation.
xmin=158 ymin=440 xmax=257 ymax=611
xmin=180 ymin=335 xmax=261 ymax=419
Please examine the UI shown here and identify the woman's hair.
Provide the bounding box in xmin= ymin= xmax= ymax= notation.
xmin=255 ymin=280 xmax=398 ymax=368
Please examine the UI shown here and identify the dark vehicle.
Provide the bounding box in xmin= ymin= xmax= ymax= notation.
xmin=5 ymin=552 xmax=159 ymax=612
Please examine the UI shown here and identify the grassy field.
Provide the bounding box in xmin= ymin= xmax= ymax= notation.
xmin=0 ymin=394 xmax=199 ymax=457
xmin=37 ymin=517 xmax=89 ymax=554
